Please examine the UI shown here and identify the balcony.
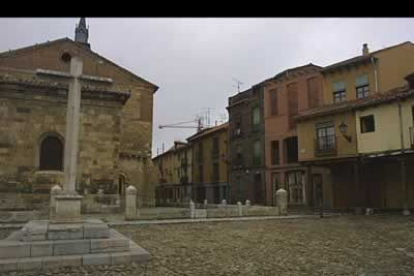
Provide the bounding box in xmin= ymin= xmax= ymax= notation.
xmin=314 ymin=135 xmax=337 ymax=156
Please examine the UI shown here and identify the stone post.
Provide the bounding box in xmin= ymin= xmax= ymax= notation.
xmin=190 ymin=200 xmax=195 ymax=219
xmin=221 ymin=199 xmax=227 ymax=206
xmin=245 ymin=200 xmax=251 ymax=208
xmin=276 ymin=188 xmax=288 ymax=215
xmin=203 ymin=199 xmax=208 ymax=209
xmin=125 ymin=185 xmax=138 ymax=221
xmin=50 ymin=185 xmax=62 ymax=219
xmin=237 ymin=201 xmax=243 ymax=217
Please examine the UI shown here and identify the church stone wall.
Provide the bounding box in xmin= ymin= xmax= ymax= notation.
xmin=0 ymin=39 xmax=158 ymax=203
xmin=0 ymin=89 xmax=123 ymax=193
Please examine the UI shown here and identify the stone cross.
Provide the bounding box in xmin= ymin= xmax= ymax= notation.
xmin=36 ymin=57 xmax=113 ymax=193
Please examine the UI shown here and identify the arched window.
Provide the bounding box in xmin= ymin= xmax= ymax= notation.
xmin=39 ymin=136 xmax=64 ymax=171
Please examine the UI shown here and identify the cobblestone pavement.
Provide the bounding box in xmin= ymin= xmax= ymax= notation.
xmin=1 ymin=215 xmax=414 ymax=276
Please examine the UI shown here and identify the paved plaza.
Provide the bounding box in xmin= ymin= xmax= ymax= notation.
xmin=1 ymin=215 xmax=414 ymax=276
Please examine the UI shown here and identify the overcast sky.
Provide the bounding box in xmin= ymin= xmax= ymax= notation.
xmin=1 ymin=18 xmax=414 ymax=156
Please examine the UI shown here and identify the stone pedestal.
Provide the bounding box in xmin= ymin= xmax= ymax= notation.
xmin=237 ymin=201 xmax=242 ymax=217
xmin=50 ymin=185 xmax=62 ymax=219
xmin=54 ymin=194 xmax=83 ymax=223
xmin=125 ymin=185 xmax=138 ymax=221
xmin=276 ymin=188 xmax=288 ymax=216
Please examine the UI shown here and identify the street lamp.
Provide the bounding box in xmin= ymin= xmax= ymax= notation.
xmin=339 ymin=121 xmax=352 ymax=142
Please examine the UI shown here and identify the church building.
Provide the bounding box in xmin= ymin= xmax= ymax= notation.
xmin=0 ymin=18 xmax=158 ymax=206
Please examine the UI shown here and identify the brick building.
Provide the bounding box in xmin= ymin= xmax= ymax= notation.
xmin=227 ymin=84 xmax=266 ymax=205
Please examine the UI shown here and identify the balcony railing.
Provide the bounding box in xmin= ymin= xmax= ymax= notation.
xmin=314 ymin=135 xmax=337 ymax=156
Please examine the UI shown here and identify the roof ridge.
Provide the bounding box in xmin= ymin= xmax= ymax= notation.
xmin=0 ymin=37 xmax=159 ymax=91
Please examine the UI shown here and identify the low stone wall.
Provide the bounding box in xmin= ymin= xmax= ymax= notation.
xmin=81 ymin=194 xmax=121 ymax=214
xmin=139 ymin=208 xmax=191 ymax=220
xmin=0 ymin=193 xmax=50 ymax=211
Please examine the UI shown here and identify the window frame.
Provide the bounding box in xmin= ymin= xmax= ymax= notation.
xmin=355 ymin=74 xmax=370 ymax=99
xmin=360 ymin=115 xmax=375 ymax=133
xmin=332 ymin=81 xmax=346 ymax=103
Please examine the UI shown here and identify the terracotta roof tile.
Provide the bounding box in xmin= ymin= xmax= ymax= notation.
xmin=295 ymin=85 xmax=414 ymax=121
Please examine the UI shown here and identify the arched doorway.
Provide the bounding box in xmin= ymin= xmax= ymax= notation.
xmin=118 ymin=174 xmax=127 ymax=195
xmin=39 ymin=136 xmax=64 ymax=171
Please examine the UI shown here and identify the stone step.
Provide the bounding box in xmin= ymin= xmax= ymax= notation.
xmin=0 ymin=229 xmax=130 ymax=259
xmin=0 ymin=242 xmax=150 ymax=272
xmin=16 ymin=219 xmax=110 ymax=241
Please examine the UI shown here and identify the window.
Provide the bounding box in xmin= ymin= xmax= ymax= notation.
xmin=198 ymin=164 xmax=204 ymax=183
xmin=235 ymin=145 xmax=243 ymax=166
xmin=252 ymin=106 xmax=260 ymax=131
xmin=212 ymin=162 xmax=219 ymax=183
xmin=360 ymin=115 xmax=375 ymax=133
xmin=315 ymin=123 xmax=336 ymax=152
xmin=271 ymin=140 xmax=279 ymax=165
xmin=197 ymin=142 xmax=203 ymax=163
xmin=284 ymin=137 xmax=298 ymax=163
xmin=332 ymin=81 xmax=346 ymax=103
xmin=212 ymin=136 xmax=219 ymax=157
xmin=269 ymin=89 xmax=278 ymax=115
xmin=307 ymin=77 xmax=320 ymax=108
xmin=288 ymin=82 xmax=299 ymax=129
xmin=234 ymin=116 xmax=242 ymax=138
xmin=356 ymin=75 xmax=369 ymax=99
xmin=253 ymin=140 xmax=261 ymax=166
xmin=286 ymin=171 xmax=305 ymax=204
xmin=235 ymin=176 xmax=244 ymax=202
xmin=39 ymin=136 xmax=63 ymax=171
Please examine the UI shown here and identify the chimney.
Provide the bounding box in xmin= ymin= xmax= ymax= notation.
xmin=404 ymin=73 xmax=414 ymax=89
xmin=362 ymin=43 xmax=369 ymax=56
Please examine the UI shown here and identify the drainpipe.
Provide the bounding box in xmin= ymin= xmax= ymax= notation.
xmin=371 ymin=57 xmax=379 ymax=93
xmin=398 ymin=98 xmax=410 ymax=215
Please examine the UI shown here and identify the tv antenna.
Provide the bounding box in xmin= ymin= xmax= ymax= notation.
xmin=233 ymin=77 xmax=243 ymax=93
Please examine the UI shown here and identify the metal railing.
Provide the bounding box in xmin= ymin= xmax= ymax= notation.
xmin=314 ymin=135 xmax=337 ymax=155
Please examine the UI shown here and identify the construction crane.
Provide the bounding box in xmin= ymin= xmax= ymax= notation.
xmin=158 ymin=118 xmax=204 ymax=132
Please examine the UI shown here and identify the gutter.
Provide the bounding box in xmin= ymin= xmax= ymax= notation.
xmin=371 ymin=56 xmax=379 ymax=93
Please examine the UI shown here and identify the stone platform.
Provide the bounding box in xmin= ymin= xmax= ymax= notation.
xmin=0 ymin=219 xmax=150 ymax=272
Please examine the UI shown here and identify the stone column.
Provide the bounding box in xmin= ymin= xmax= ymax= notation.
xmin=125 ymin=185 xmax=138 ymax=221
xmin=50 ymin=185 xmax=62 ymax=220
xmin=237 ymin=201 xmax=243 ymax=217
xmin=190 ymin=200 xmax=195 ymax=219
xmin=276 ymin=188 xmax=288 ymax=215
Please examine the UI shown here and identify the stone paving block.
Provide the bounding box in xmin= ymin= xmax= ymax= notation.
xmin=48 ymin=223 xmax=84 ymax=240
xmin=42 ymin=256 xmax=62 ymax=270
xmin=17 ymin=257 xmax=42 ymax=271
xmin=90 ymin=238 xmax=129 ymax=253
xmin=0 ymin=258 xmax=18 ymax=272
xmin=84 ymin=222 xmax=109 ymax=239
xmin=0 ymin=242 xmax=31 ymax=258
xmin=83 ymin=253 xmax=111 ymax=266
xmin=31 ymin=241 xmax=53 ymax=257
xmin=61 ymin=255 xmax=82 ymax=267
xmin=110 ymin=251 xmax=131 ymax=265
xmin=53 ymin=239 xmax=90 ymax=256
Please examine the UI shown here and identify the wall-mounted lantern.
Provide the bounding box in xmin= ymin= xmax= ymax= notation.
xmin=339 ymin=121 xmax=352 ymax=142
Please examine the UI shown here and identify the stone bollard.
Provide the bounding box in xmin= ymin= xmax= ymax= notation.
xmin=237 ymin=201 xmax=243 ymax=217
xmin=221 ymin=199 xmax=227 ymax=206
xmin=204 ymin=199 xmax=208 ymax=209
xmin=190 ymin=200 xmax=195 ymax=219
xmin=50 ymin=184 xmax=62 ymax=219
xmin=125 ymin=185 xmax=138 ymax=221
xmin=276 ymin=188 xmax=288 ymax=215
xmin=245 ymin=200 xmax=251 ymax=208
